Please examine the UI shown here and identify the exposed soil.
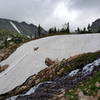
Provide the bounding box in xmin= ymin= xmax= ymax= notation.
xmin=0 ymin=44 xmax=21 ymax=62
xmin=0 ymin=65 xmax=9 ymax=73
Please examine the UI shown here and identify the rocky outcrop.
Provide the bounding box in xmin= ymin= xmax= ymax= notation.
xmin=91 ymin=19 xmax=100 ymax=32
xmin=45 ymin=58 xmax=59 ymax=66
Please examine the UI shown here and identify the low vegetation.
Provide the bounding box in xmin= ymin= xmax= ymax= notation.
xmin=65 ymin=71 xmax=100 ymax=100
xmin=0 ymin=29 xmax=30 ymax=61
xmin=63 ymin=51 xmax=100 ymax=73
xmin=0 ymin=29 xmax=29 ymax=49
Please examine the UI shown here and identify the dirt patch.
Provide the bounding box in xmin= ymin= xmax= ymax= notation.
xmin=0 ymin=65 xmax=9 ymax=73
xmin=0 ymin=44 xmax=22 ymax=62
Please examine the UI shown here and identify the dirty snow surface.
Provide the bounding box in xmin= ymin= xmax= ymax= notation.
xmin=0 ymin=34 xmax=100 ymax=94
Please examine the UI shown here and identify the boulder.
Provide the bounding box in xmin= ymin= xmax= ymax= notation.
xmin=45 ymin=58 xmax=58 ymax=66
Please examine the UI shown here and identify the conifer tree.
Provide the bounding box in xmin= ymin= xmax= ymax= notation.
xmin=38 ymin=24 xmax=41 ymax=38
xmin=87 ymin=24 xmax=91 ymax=33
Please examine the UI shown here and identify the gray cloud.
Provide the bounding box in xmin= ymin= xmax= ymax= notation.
xmin=69 ymin=0 xmax=100 ymax=10
xmin=68 ymin=0 xmax=100 ymax=29
xmin=0 ymin=0 xmax=100 ymax=30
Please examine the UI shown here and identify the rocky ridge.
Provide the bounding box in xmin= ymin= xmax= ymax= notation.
xmin=0 ymin=18 xmax=47 ymax=38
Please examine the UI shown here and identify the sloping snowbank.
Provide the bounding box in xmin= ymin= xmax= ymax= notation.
xmin=0 ymin=34 xmax=100 ymax=94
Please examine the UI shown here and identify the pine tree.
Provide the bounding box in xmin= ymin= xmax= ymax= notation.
xmin=54 ymin=27 xmax=57 ymax=33
xmin=83 ymin=27 xmax=86 ymax=32
xmin=4 ymin=37 xmax=9 ymax=48
xmin=66 ymin=22 xmax=70 ymax=33
xmin=49 ymin=28 xmax=52 ymax=33
xmin=38 ymin=24 xmax=41 ymax=38
xmin=34 ymin=29 xmax=37 ymax=39
xmin=87 ymin=24 xmax=91 ymax=33
xmin=77 ymin=27 xmax=80 ymax=33
xmin=98 ymin=27 xmax=100 ymax=33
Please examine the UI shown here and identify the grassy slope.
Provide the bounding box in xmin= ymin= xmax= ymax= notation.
xmin=63 ymin=51 xmax=100 ymax=73
xmin=65 ymin=71 xmax=100 ymax=100
xmin=0 ymin=29 xmax=29 ymax=49
xmin=63 ymin=51 xmax=100 ymax=100
xmin=0 ymin=29 xmax=30 ymax=62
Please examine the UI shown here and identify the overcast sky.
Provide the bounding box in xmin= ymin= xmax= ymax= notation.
xmin=0 ymin=0 xmax=100 ymax=30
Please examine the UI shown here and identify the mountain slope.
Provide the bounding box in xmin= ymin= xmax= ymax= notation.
xmin=0 ymin=29 xmax=29 ymax=49
xmin=0 ymin=18 xmax=47 ymax=38
xmin=91 ymin=19 xmax=100 ymax=32
xmin=0 ymin=34 xmax=100 ymax=95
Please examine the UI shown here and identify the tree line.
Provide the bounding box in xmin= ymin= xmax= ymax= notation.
xmin=75 ymin=24 xmax=91 ymax=34
xmin=48 ymin=23 xmax=92 ymax=34
xmin=48 ymin=22 xmax=70 ymax=34
xmin=34 ymin=22 xmax=100 ymax=39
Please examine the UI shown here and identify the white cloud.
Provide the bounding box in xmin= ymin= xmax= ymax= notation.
xmin=53 ymin=2 xmax=79 ymax=21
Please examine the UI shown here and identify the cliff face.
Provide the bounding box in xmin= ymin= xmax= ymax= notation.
xmin=0 ymin=18 xmax=47 ymax=38
xmin=91 ymin=19 xmax=100 ymax=32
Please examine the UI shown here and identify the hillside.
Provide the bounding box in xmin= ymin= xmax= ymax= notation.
xmin=0 ymin=18 xmax=47 ymax=38
xmin=0 ymin=34 xmax=100 ymax=92
xmin=0 ymin=34 xmax=100 ymax=100
xmin=0 ymin=29 xmax=29 ymax=49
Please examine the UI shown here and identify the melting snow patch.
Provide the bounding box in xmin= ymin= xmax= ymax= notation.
xmin=6 ymin=81 xmax=53 ymax=100
xmin=94 ymin=59 xmax=100 ymax=66
xmin=6 ymin=96 xmax=18 ymax=100
xmin=68 ymin=58 xmax=100 ymax=78
xmin=25 ymin=84 xmax=39 ymax=95
xmin=82 ymin=63 xmax=94 ymax=75
xmin=68 ymin=69 xmax=80 ymax=77
xmin=10 ymin=22 xmax=21 ymax=33
xmin=7 ymin=37 xmax=12 ymax=41
xmin=82 ymin=59 xmax=100 ymax=76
